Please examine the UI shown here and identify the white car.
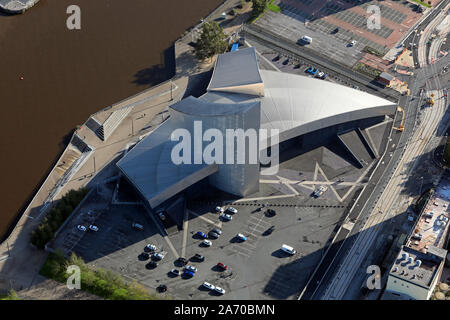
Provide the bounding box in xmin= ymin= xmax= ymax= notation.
xmin=227 ymin=207 xmax=238 ymax=214
xmin=146 ymin=244 xmax=157 ymax=251
xmin=316 ymin=71 xmax=325 ymax=78
xmin=215 ymin=206 xmax=224 ymax=213
xmin=89 ymin=225 xmax=98 ymax=232
xmin=215 ymin=286 xmax=226 ymax=295
xmin=153 ymin=252 xmax=165 ymax=260
xmin=237 ymin=233 xmax=247 ymax=241
xmin=77 ymin=225 xmax=86 ymax=232
xmin=349 ymin=40 xmax=356 ymax=46
xmin=220 ymin=213 xmax=232 ymax=221
xmin=202 ymin=282 xmax=215 ymax=290
xmin=185 ymin=265 xmax=198 ymax=273
xmin=202 ymin=239 xmax=212 ymax=247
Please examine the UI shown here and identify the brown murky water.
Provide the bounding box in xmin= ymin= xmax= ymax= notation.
xmin=0 ymin=0 xmax=221 ymax=239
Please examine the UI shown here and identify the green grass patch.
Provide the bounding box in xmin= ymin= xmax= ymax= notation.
xmin=353 ymin=62 xmax=382 ymax=78
xmin=0 ymin=290 xmax=20 ymax=300
xmin=267 ymin=0 xmax=281 ymax=13
xmin=40 ymin=252 xmax=166 ymax=300
xmin=362 ymin=46 xmax=385 ymax=58
xmin=30 ymin=188 xmax=90 ymax=249
xmin=409 ymin=0 xmax=432 ymax=8
xmin=248 ymin=0 xmax=280 ymax=24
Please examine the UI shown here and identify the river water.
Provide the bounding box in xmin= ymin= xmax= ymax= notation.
xmin=0 ymin=0 xmax=221 ymax=239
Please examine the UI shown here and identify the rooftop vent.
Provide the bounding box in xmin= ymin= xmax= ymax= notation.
xmin=401 ymin=252 xmax=409 ymax=260
xmin=407 ymin=256 xmax=414 ymax=264
xmin=415 ymin=260 xmax=422 ymax=268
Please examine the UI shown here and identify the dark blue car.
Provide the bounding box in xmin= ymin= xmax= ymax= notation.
xmin=196 ymin=231 xmax=207 ymax=239
xmin=184 ymin=270 xmax=195 ymax=278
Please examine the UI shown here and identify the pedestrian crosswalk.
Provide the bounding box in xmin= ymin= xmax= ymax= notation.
xmin=233 ymin=213 xmax=272 ymax=259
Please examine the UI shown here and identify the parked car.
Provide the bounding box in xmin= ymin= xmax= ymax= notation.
xmin=157 ymin=211 xmax=166 ymax=221
xmin=196 ymin=231 xmax=207 ymax=239
xmin=157 ymin=284 xmax=167 ymax=293
xmin=212 ymin=227 xmax=222 ymax=235
xmin=305 ymin=67 xmax=314 ymax=74
xmin=217 ymin=262 xmax=228 ymax=271
xmin=220 ymin=213 xmax=232 ymax=221
xmin=320 ymin=73 xmax=327 ymax=80
xmin=77 ymin=225 xmax=86 ymax=232
xmin=313 ymin=185 xmax=328 ymax=198
xmin=146 ymin=244 xmax=157 ymax=252
xmin=185 ymin=265 xmax=198 ymax=273
xmin=202 ymin=282 xmax=215 ymax=290
xmin=281 ymin=244 xmax=296 ymax=255
xmin=214 ymin=286 xmax=226 ymax=295
xmin=236 ymin=233 xmax=247 ymax=241
xmin=311 ymin=68 xmax=319 ymax=76
xmin=193 ymin=254 xmax=205 ymax=262
xmin=202 ymin=239 xmax=212 ymax=247
xmin=147 ymin=261 xmax=158 ymax=269
xmin=183 ymin=270 xmax=195 ymax=278
xmin=141 ymin=252 xmax=150 ymax=260
xmin=264 ymin=226 xmax=275 ymax=236
xmin=215 ymin=206 xmax=224 ymax=213
xmin=316 ymin=71 xmax=325 ymax=79
xmin=177 ymin=257 xmax=188 ymax=266
xmin=170 ymin=269 xmax=180 ymax=276
xmin=331 ymin=27 xmax=339 ymax=34
xmin=88 ymin=225 xmax=98 ymax=232
xmin=153 ymin=252 xmax=165 ymax=261
xmin=208 ymin=231 xmax=220 ymax=239
xmin=132 ymin=222 xmax=144 ymax=231
xmin=348 ymin=40 xmax=356 ymax=47
xmin=266 ymin=209 xmax=276 ymax=217
xmin=226 ymin=207 xmax=238 ymax=214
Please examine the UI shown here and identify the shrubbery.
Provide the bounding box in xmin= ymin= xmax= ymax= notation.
xmin=40 ymin=252 xmax=164 ymax=300
xmin=30 ymin=188 xmax=89 ymax=249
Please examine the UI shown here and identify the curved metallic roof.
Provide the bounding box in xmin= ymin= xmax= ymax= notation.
xmin=117 ymin=47 xmax=397 ymax=208
xmin=201 ymin=69 xmax=396 ymax=144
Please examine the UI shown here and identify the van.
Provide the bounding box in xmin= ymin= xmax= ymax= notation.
xmin=299 ymin=35 xmax=312 ymax=44
xmin=281 ymin=244 xmax=296 ymax=255
xmin=132 ymin=222 xmax=144 ymax=231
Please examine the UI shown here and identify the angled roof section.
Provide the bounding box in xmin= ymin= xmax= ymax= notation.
xmin=207 ymin=47 xmax=264 ymax=96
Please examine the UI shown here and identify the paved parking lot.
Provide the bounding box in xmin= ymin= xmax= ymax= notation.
xmin=53 ymin=119 xmax=392 ymax=299
xmin=254 ymin=0 xmax=428 ymax=67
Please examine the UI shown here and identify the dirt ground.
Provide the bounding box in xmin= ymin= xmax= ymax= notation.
xmin=17 ymin=276 xmax=102 ymax=300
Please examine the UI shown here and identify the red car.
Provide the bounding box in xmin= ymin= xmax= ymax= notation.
xmin=217 ymin=262 xmax=228 ymax=271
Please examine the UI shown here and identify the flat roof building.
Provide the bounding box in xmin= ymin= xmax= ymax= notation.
xmin=385 ymin=178 xmax=450 ymax=300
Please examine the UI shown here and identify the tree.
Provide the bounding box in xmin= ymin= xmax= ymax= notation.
xmin=251 ymin=0 xmax=268 ymax=18
xmin=194 ymin=21 xmax=228 ymax=61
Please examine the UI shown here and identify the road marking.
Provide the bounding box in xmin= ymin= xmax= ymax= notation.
xmin=181 ymin=210 xmax=189 ymax=258
xmin=187 ymin=209 xmax=222 ymax=229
